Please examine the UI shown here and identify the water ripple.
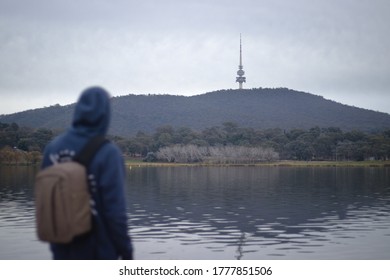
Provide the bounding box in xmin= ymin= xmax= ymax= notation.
xmin=2 ymin=166 xmax=390 ymax=259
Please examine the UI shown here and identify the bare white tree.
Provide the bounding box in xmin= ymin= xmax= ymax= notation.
xmin=156 ymin=145 xmax=279 ymax=163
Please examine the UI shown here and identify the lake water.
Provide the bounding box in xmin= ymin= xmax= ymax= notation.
xmin=0 ymin=165 xmax=389 ymax=260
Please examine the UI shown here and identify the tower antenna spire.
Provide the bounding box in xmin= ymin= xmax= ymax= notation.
xmin=240 ymin=33 xmax=243 ymax=66
xmin=236 ymin=33 xmax=246 ymax=89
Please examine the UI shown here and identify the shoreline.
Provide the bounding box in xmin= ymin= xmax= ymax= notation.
xmin=126 ymin=160 xmax=390 ymax=168
xmin=1 ymin=160 xmax=389 ymax=168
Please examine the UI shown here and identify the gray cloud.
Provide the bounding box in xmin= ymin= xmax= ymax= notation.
xmin=1 ymin=0 xmax=390 ymax=114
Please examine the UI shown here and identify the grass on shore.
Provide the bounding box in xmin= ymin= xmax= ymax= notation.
xmin=126 ymin=158 xmax=390 ymax=168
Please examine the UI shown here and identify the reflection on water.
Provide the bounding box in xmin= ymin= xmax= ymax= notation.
xmin=1 ymin=166 xmax=390 ymax=259
xmin=0 ymin=166 xmax=50 ymax=259
xmin=126 ymin=167 xmax=390 ymax=259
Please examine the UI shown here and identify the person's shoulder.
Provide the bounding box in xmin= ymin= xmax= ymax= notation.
xmin=99 ymin=140 xmax=123 ymax=159
xmin=43 ymin=133 xmax=66 ymax=154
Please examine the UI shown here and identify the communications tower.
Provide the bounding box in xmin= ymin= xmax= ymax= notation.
xmin=236 ymin=34 xmax=246 ymax=89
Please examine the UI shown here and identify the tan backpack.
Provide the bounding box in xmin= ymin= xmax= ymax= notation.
xmin=35 ymin=136 xmax=108 ymax=243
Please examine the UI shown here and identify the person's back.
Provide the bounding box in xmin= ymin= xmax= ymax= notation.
xmin=40 ymin=87 xmax=133 ymax=259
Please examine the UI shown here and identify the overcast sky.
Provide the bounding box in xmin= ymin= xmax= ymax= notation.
xmin=1 ymin=0 xmax=390 ymax=115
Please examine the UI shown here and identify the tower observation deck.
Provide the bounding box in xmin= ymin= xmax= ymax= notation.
xmin=236 ymin=34 xmax=246 ymax=89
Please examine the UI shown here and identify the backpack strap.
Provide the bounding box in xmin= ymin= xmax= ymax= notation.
xmin=73 ymin=136 xmax=109 ymax=167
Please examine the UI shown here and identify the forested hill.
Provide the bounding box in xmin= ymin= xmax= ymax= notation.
xmin=1 ymin=88 xmax=390 ymax=137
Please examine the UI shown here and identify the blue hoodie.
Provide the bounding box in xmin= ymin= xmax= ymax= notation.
xmin=41 ymin=87 xmax=133 ymax=260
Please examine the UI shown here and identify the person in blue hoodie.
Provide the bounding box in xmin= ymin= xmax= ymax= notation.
xmin=41 ymin=87 xmax=133 ymax=259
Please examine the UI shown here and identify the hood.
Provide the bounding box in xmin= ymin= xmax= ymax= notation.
xmin=71 ymin=87 xmax=111 ymax=137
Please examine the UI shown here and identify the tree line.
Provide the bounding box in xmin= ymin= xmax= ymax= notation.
xmin=116 ymin=122 xmax=390 ymax=162
xmin=155 ymin=145 xmax=279 ymax=163
xmin=0 ymin=122 xmax=53 ymax=164
xmin=1 ymin=121 xmax=390 ymax=164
